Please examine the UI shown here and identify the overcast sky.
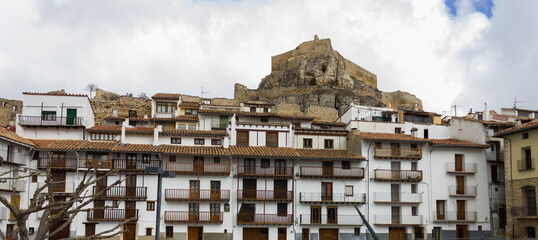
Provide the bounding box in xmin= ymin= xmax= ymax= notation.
xmin=0 ymin=0 xmax=536 ymax=115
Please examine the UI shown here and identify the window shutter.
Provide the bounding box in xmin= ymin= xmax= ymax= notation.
xmin=237 ymin=131 xmax=249 ymax=147
xmin=266 ymin=132 xmax=278 ymax=148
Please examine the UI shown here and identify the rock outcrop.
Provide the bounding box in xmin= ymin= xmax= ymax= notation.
xmin=0 ymin=98 xmax=22 ymax=127
xmin=91 ymin=89 xmax=152 ymax=125
xmin=235 ymin=36 xmax=422 ymax=120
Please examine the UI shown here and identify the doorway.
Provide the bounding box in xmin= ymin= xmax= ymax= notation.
xmin=456 ymin=225 xmax=468 ymax=240
xmin=188 ymin=226 xmax=203 ymax=240
xmin=319 ymin=228 xmax=339 ymax=240
xmin=388 ymin=227 xmax=406 ymax=240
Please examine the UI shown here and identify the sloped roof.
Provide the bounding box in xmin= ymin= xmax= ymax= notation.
xmin=495 ymin=120 xmax=538 ymax=137
xmin=161 ymin=129 xmax=227 ymax=136
xmin=0 ymin=128 xmax=35 ymax=147
xmin=429 ymin=139 xmax=487 ymax=148
xmin=359 ymin=132 xmax=429 ymax=143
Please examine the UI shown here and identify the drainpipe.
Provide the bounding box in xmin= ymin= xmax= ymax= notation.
xmin=366 ymin=142 xmax=372 ymax=239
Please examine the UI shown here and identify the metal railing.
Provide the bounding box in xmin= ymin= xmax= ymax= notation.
xmin=374 ymin=147 xmax=422 ymax=159
xmin=448 ymin=185 xmax=477 ymax=197
xmin=433 ymin=211 xmax=477 ymax=222
xmin=237 ymin=213 xmax=293 ymax=225
xmin=38 ymin=158 xmax=78 ymax=169
xmin=373 ymin=192 xmax=422 ymax=203
xmin=374 ymin=214 xmax=423 ymax=225
xmin=165 ymin=189 xmax=230 ymax=201
xmin=445 ymin=163 xmax=477 ymax=173
xmin=373 ymin=169 xmax=423 ymax=182
xmin=211 ymin=120 xmax=228 ymax=129
xmin=299 ymin=166 xmax=365 ymax=179
xmin=165 ymin=162 xmax=230 ymax=175
xmin=93 ymin=186 xmax=147 ymax=199
xmin=299 ymin=214 xmax=364 ymax=225
xmin=0 ymin=179 xmax=27 ymax=192
xmin=37 ymin=181 xmax=75 ymax=193
xmin=87 ymin=209 xmax=138 ymax=221
xmin=299 ymin=192 xmax=366 ymax=204
xmin=237 ymin=166 xmax=293 ymax=177
xmin=111 ymin=159 xmax=161 ymax=171
xmin=164 ymin=211 xmax=223 ymax=223
xmin=237 ymin=190 xmax=293 ymax=201
xmin=18 ymin=115 xmax=84 ymax=126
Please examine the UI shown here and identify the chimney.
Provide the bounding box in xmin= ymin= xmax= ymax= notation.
xmin=483 ymin=103 xmax=489 ymax=120
xmin=515 ymin=120 xmax=521 ymax=126
xmin=230 ymin=114 xmax=237 ymax=146
xmin=121 ymin=119 xmax=129 ymax=144
xmin=410 ymin=127 xmax=418 ymax=137
xmin=413 ymin=102 xmax=419 ymax=111
xmin=223 ymin=136 xmax=230 ymax=149
xmin=288 ymin=124 xmax=294 ymax=148
xmin=153 ymin=125 xmax=163 ymax=146
xmin=112 ymin=109 xmax=118 ymax=117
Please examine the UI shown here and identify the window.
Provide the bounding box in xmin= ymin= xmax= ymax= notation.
xmin=142 ymin=154 xmax=151 ymax=163
xmin=41 ymin=111 xmax=56 ymax=121
xmin=412 ymin=206 xmax=418 ymax=216
xmin=185 ymin=109 xmax=198 ymax=115
xmin=523 ymin=132 xmax=529 ymax=139
xmin=327 ymin=206 xmax=338 ymax=224
xmin=324 ymin=139 xmax=334 ymax=149
xmin=424 ymin=129 xmax=429 ymax=138
xmin=177 ymin=124 xmax=186 ymax=129
xmin=169 ymin=155 xmax=176 ymax=162
xmin=411 ymin=143 xmax=418 ymax=149
xmin=171 ymin=138 xmax=181 ymax=144
xmin=354 ymin=228 xmax=361 ymax=236
xmin=261 ymin=159 xmax=270 ymax=168
xmin=411 ymin=162 xmax=417 ymax=171
xmin=211 ymin=139 xmax=222 ymax=145
xmin=264 ymin=108 xmax=269 ymax=113
xmin=527 ymin=227 xmax=536 ymax=238
xmin=147 ymin=201 xmax=155 ymax=211
xmin=91 ymin=133 xmax=116 ymax=141
xmin=395 ymin=127 xmax=401 ymax=134
xmin=31 ymin=174 xmax=38 ymax=183
xmin=345 ymin=185 xmax=353 ymax=196
xmin=146 ymin=228 xmax=152 ymax=236
xmin=260 ymin=117 xmax=268 ymax=123
xmin=521 ymin=147 xmax=533 ymax=170
xmin=250 ymin=107 xmax=256 ymax=112
xmin=310 ymin=206 xmax=321 ymax=224
xmin=203 ymin=100 xmax=210 ymax=104
xmin=188 ymin=125 xmax=196 ymax=130
xmin=156 ymin=102 xmax=176 ymax=113
xmin=375 ymin=142 xmax=382 ymax=147
xmin=433 ymin=227 xmax=441 ymax=240
xmin=112 ymin=200 xmax=119 ymax=208
xmin=277 ymin=203 xmax=287 ymax=216
xmin=303 ymin=138 xmax=313 ymax=148
xmin=165 ymin=226 xmax=173 ymax=238
xmin=194 ymin=139 xmax=205 ymax=145
xmin=342 ymin=161 xmax=350 ymax=169
xmin=411 ymin=184 xmax=417 ymax=193
xmin=214 ymin=157 xmax=220 ymax=163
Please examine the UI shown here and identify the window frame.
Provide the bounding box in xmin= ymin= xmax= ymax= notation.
xmin=342 ymin=161 xmax=351 ymax=169
xmin=324 ymin=139 xmax=334 ymax=149
xmin=147 ymin=201 xmax=156 ymax=211
xmin=171 ymin=138 xmax=181 ymax=144
xmin=303 ymin=138 xmax=313 ymax=148
xmin=211 ymin=139 xmax=222 ymax=146
xmin=165 ymin=226 xmax=173 ymax=238
xmin=194 ymin=138 xmax=205 ymax=145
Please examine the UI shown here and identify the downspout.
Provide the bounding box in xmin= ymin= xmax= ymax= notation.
xmin=366 ymin=142 xmax=372 ymax=239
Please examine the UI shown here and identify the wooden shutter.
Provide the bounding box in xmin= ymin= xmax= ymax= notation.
xmin=266 ymin=132 xmax=278 ymax=148
xmin=237 ymin=131 xmax=249 ymax=147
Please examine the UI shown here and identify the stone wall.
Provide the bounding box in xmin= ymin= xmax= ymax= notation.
xmin=91 ymin=89 xmax=152 ymax=125
xmin=274 ymin=103 xmax=302 ymax=115
xmin=0 ymin=98 xmax=22 ymax=127
xmin=305 ymin=105 xmax=338 ymax=121
xmin=504 ymin=177 xmax=538 ymax=239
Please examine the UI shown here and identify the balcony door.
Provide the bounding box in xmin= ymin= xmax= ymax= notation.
xmin=52 ymin=171 xmax=66 ymax=193
xmin=457 ymin=200 xmax=466 ymax=220
xmin=194 ymin=156 xmax=204 ymax=172
xmin=190 ymin=180 xmax=200 ymax=199
xmin=321 ymin=182 xmax=333 ymax=201
xmin=310 ymin=206 xmax=321 ymax=224
xmin=525 ymin=187 xmax=537 ymax=216
xmin=391 ymin=184 xmax=400 ymax=202
xmin=126 ymin=154 xmax=137 ymax=170
xmin=66 ymin=109 xmax=77 ymax=125
xmin=456 ymin=176 xmax=465 ymax=194
xmin=322 ymin=161 xmax=334 ymax=176
xmin=210 ymin=203 xmax=220 ymax=222
xmin=390 ymin=143 xmax=401 ymax=157
xmin=243 ymin=179 xmax=257 ymax=199
xmin=436 ymin=200 xmax=445 ymax=220
xmin=391 ymin=162 xmax=401 ymax=180
xmin=189 ymin=203 xmax=199 ymax=221
xmin=126 ymin=175 xmax=136 ymax=197
xmin=210 ymin=181 xmax=221 ymax=200
xmin=274 ymin=180 xmax=287 ymax=200
xmin=244 ymin=159 xmax=255 ymax=174
xmin=94 ymin=200 xmax=105 ymax=219
xmin=238 ymin=203 xmax=255 ymax=223
xmin=125 ymin=201 xmax=136 ymax=219
xmin=327 ymin=206 xmax=338 ymax=224
xmin=96 ymin=174 xmax=107 ymax=196
xmin=455 ymin=154 xmax=463 ymax=171
xmin=391 ymin=206 xmax=400 ymax=224
xmin=275 ymin=160 xmax=286 ymax=175
xmin=52 ymin=152 xmax=66 ymax=168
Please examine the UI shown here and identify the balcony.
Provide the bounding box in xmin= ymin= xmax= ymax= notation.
xmin=87 ymin=209 xmax=139 ymax=221
xmin=164 ymin=211 xmax=223 ymax=223
xmin=374 ymin=214 xmax=423 ymax=226
xmin=374 ymin=147 xmax=422 ymax=159
xmin=237 ymin=213 xmax=293 ymax=225
xmin=211 ymin=120 xmax=228 ymax=130
xmin=94 ymin=186 xmax=147 ymax=200
xmin=0 ymin=179 xmax=26 ymax=192
xmin=373 ymin=169 xmax=423 ymax=182
xmin=18 ymin=115 xmax=84 ymax=127
xmin=165 ymin=162 xmax=230 ymax=175
xmin=433 ymin=211 xmax=477 ymax=222
xmin=111 ymin=159 xmax=161 ymax=171
xmin=445 ymin=163 xmax=477 ymax=174
xmin=373 ymin=192 xmax=422 ymax=204
xmin=38 ymin=158 xmax=78 ymax=170
xmin=448 ymin=185 xmax=477 ymax=197
xmin=513 ymin=207 xmax=538 ymax=218
xmin=299 ymin=192 xmax=366 ymax=204
xmin=38 ymin=182 xmax=75 ymax=193
xmin=299 ymin=214 xmax=364 ymax=225
xmin=517 ymin=158 xmax=536 ymax=171
xmin=165 ymin=189 xmax=230 ymax=201
xmin=237 ymin=190 xmax=293 ymax=202
xmin=237 ymin=166 xmax=293 ymax=178
xmin=299 ymin=166 xmax=365 ymax=179
xmin=79 ymin=159 xmax=112 ymax=169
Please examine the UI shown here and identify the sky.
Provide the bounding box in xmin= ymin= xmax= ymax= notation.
xmin=0 ymin=0 xmax=537 ymax=116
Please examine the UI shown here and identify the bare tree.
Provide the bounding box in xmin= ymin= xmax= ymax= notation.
xmin=85 ymin=84 xmax=98 ymax=99
xmin=0 ymin=154 xmax=133 ymax=240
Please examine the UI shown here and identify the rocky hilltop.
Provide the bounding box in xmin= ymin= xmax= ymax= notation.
xmin=235 ymin=36 xmax=422 ymax=121
xmin=0 ymin=98 xmax=22 ymax=127
xmin=91 ymin=89 xmax=152 ymax=125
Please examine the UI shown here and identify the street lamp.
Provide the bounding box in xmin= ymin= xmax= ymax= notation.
xmin=145 ymin=167 xmax=176 ymax=240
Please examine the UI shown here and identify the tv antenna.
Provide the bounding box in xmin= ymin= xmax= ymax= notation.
xmin=514 ymin=97 xmax=522 ymax=108
xmin=201 ymin=87 xmax=210 ymax=99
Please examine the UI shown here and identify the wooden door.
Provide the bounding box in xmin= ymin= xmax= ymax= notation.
xmin=189 ymin=203 xmax=199 ymax=221
xmin=239 ymin=204 xmax=255 ymax=223
xmin=94 ymin=200 xmax=105 ymax=219
xmin=526 ymin=188 xmax=537 ymax=216
xmin=190 ymin=180 xmax=200 ymax=199
xmin=322 ymin=161 xmax=333 ymax=176
xmin=266 ymin=132 xmax=278 ymax=148
xmin=188 ymin=226 xmax=202 ymax=240
xmin=243 ymin=228 xmax=268 ymax=240
xmin=243 ymin=179 xmax=257 ymax=199
xmin=414 ymin=227 xmax=424 ymax=239
xmin=210 ymin=181 xmax=221 ymax=200
xmin=456 ymin=176 xmax=465 ymax=194
xmin=391 ymin=162 xmax=401 ymax=180
xmin=96 ymin=174 xmax=107 ymax=196
xmin=219 ymin=115 xmax=228 ymax=129
xmin=391 ymin=206 xmax=400 ymax=224
xmin=52 ymin=171 xmax=66 ymax=192
xmin=391 ymin=184 xmax=400 ymax=202
xmin=455 ymin=154 xmax=463 ymax=171
xmin=321 ymin=182 xmax=333 ymax=201
xmin=319 ymin=229 xmax=339 ymax=240
xmin=310 ymin=206 xmax=321 ymax=224
xmin=278 ymin=228 xmax=286 ymax=240
xmin=389 ymin=227 xmax=406 ymax=240
xmin=391 ymin=143 xmax=401 ymax=157
xmin=457 ymin=200 xmax=466 ymax=220
xmin=6 ymin=224 xmax=14 ymax=240
xmin=125 ymin=201 xmax=136 ymax=219
xmin=126 ymin=154 xmax=137 ymax=170
xmin=237 ymin=131 xmax=249 ymax=147
xmin=302 ymin=229 xmax=310 ymax=240
xmin=436 ymin=200 xmax=445 ymax=220
xmin=244 ymin=158 xmax=255 ymax=174
xmin=52 ymin=152 xmax=66 ymax=168
xmin=194 ymin=156 xmax=204 ymax=172
xmin=66 ymin=109 xmax=77 ymax=125
xmin=327 ymin=207 xmax=338 ymax=224
xmin=123 ymin=224 xmax=136 ymax=240
xmin=210 ymin=203 xmax=220 ymax=222
xmin=126 ymin=175 xmax=137 ymax=197
xmin=274 ymin=179 xmax=287 ymax=200
xmin=456 ymin=225 xmax=468 ymax=240
xmin=85 ymin=223 xmax=96 ymax=237
xmin=275 ymin=159 xmax=286 ymax=175
xmin=49 ymin=221 xmax=70 ymax=240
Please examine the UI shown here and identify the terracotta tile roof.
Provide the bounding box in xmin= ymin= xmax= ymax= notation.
xmin=32 ymin=139 xmax=88 ymax=150
xmin=295 ymin=149 xmax=365 ymax=160
xmin=88 ymin=125 xmax=154 ymax=133
xmin=104 ymin=115 xmax=198 ymax=122
xmin=151 ymin=93 xmax=183 ymax=100
xmin=199 ymin=109 xmax=315 ymax=120
xmin=278 ymin=114 xmax=316 ymax=120
xmin=161 ymin=129 xmax=227 ymax=136
xmin=245 ymin=101 xmax=273 ymax=106
xmin=312 ymin=121 xmax=347 ymax=126
xmin=201 ymin=98 xmax=239 ymax=107
xmin=0 ymin=128 xmax=35 ymax=147
xmin=495 ymin=120 xmax=538 ymax=137
xmin=236 ymin=122 xmax=290 ymax=127
xmin=179 ymin=102 xmax=199 ymax=107
xmin=23 ymin=92 xmax=87 ymax=97
xmin=359 ymin=132 xmax=430 ymax=143
xmin=480 ymin=120 xmax=514 ymax=126
xmin=294 ymin=128 xmax=348 ymax=134
xmin=229 ymin=146 xmax=299 ymax=158
xmin=429 ymin=139 xmax=488 ymax=148
xmin=111 ymin=144 xmax=158 ymax=153
xmin=158 ymin=145 xmax=229 ymax=156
